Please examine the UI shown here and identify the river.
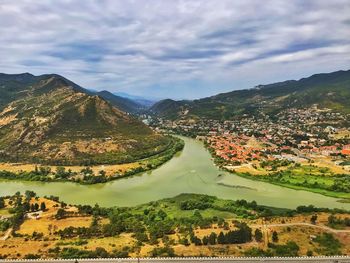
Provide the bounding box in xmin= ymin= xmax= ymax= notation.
xmin=0 ymin=136 xmax=349 ymax=209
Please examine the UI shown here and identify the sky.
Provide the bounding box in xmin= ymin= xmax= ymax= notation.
xmin=0 ymin=0 xmax=349 ymax=100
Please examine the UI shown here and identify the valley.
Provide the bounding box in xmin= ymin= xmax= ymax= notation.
xmin=0 ymin=136 xmax=349 ymax=210
xmin=0 ymin=70 xmax=350 ymax=259
xmin=149 ymin=71 xmax=350 ymax=201
xmin=2 ymin=0 xmax=350 ymax=260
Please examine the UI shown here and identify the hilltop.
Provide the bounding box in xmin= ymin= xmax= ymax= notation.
xmin=0 ymin=73 xmax=173 ymax=166
xmin=150 ymin=69 xmax=350 ymax=120
xmin=96 ymin=90 xmax=147 ymax=114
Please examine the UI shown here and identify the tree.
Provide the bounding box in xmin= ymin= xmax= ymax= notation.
xmin=217 ymin=232 xmax=226 ymax=244
xmin=208 ymin=232 xmax=217 ymax=245
xmin=91 ymin=215 xmax=99 ymax=228
xmin=202 ymin=236 xmax=208 ymax=245
xmin=0 ymin=198 xmax=5 ymax=209
xmin=158 ymin=209 xmax=167 ymax=220
xmin=56 ymin=166 xmax=69 ymax=179
xmin=25 ymin=190 xmax=36 ymax=200
xmin=191 ymin=236 xmax=202 ymax=246
xmin=23 ymin=202 xmax=30 ymax=212
xmin=34 ymin=203 xmax=39 ymax=211
xmin=40 ymin=202 xmax=46 ymax=211
xmin=255 ymin=228 xmax=263 ymax=242
xmin=272 ymin=231 xmax=278 ymax=243
xmin=310 ymin=214 xmax=318 ymax=224
xmin=55 ymin=208 xmax=66 ymax=220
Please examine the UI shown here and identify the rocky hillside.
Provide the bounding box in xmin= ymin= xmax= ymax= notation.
xmin=0 ymin=73 xmax=170 ymax=165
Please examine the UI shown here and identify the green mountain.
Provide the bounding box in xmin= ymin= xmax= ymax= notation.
xmin=150 ymin=69 xmax=350 ymax=120
xmin=0 ymin=73 xmax=170 ymax=165
xmin=96 ymin=90 xmax=145 ymax=114
xmin=150 ymin=99 xmax=189 ymax=119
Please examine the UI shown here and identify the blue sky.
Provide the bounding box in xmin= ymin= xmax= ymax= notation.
xmin=0 ymin=0 xmax=349 ymax=99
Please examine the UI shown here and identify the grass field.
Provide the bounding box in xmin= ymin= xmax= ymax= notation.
xmin=230 ymin=163 xmax=350 ymax=200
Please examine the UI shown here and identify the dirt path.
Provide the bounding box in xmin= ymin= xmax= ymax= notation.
xmin=252 ymin=222 xmax=350 ymax=233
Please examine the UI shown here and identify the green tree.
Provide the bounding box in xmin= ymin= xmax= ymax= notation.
xmin=55 ymin=208 xmax=66 ymax=220
xmin=217 ymin=232 xmax=226 ymax=244
xmin=0 ymin=198 xmax=5 ymax=209
xmin=310 ymin=214 xmax=318 ymax=224
xmin=40 ymin=202 xmax=46 ymax=211
xmin=272 ymin=231 xmax=278 ymax=243
xmin=202 ymin=236 xmax=208 ymax=245
xmin=25 ymin=190 xmax=36 ymax=200
xmin=255 ymin=228 xmax=263 ymax=242
xmin=208 ymin=232 xmax=217 ymax=245
xmin=158 ymin=209 xmax=167 ymax=220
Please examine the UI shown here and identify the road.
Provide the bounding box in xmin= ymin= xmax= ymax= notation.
xmin=0 ymin=257 xmax=350 ymax=263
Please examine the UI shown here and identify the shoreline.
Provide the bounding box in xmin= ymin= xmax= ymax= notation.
xmin=0 ymin=136 xmax=184 ymax=185
xmin=199 ymin=137 xmax=350 ymax=201
xmin=220 ymin=166 xmax=350 ymax=201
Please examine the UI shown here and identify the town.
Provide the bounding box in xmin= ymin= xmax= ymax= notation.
xmin=147 ymin=107 xmax=350 ymax=197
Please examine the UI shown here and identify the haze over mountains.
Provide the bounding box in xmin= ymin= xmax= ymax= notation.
xmin=0 ymin=73 xmax=169 ymax=165
xmin=150 ymin=69 xmax=350 ymax=120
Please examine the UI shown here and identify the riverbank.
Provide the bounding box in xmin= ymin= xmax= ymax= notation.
xmin=203 ymin=141 xmax=350 ymax=201
xmin=0 ymin=136 xmax=184 ymax=185
xmin=231 ymin=170 xmax=350 ymax=200
xmin=0 ymin=136 xmax=349 ymax=209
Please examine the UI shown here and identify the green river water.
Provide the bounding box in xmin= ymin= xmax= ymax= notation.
xmin=0 ymin=136 xmax=349 ymax=209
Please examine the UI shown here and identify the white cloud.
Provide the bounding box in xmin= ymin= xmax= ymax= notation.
xmin=0 ymin=0 xmax=349 ymax=98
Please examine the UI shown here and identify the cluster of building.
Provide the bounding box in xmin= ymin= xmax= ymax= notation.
xmin=207 ymin=135 xmax=271 ymax=164
xmin=149 ymin=107 xmax=350 ymax=167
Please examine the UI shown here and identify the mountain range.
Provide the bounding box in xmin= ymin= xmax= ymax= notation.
xmin=0 ymin=73 xmax=170 ymax=165
xmin=150 ymin=69 xmax=350 ymax=120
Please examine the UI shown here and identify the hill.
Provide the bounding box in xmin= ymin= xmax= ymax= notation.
xmin=114 ymin=91 xmax=158 ymax=108
xmin=150 ymin=69 xmax=350 ymax=120
xmin=0 ymin=73 xmax=171 ymax=165
xmin=150 ymin=99 xmax=190 ymax=119
xmin=96 ymin=90 xmax=145 ymax=114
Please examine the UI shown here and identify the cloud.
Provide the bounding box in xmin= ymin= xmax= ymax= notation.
xmin=0 ymin=0 xmax=349 ymax=99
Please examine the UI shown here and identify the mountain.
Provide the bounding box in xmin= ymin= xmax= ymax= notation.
xmin=96 ymin=90 xmax=145 ymax=114
xmin=150 ymin=99 xmax=189 ymax=119
xmin=114 ymin=92 xmax=158 ymax=108
xmin=0 ymin=73 xmax=170 ymax=165
xmin=150 ymin=69 xmax=350 ymax=120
